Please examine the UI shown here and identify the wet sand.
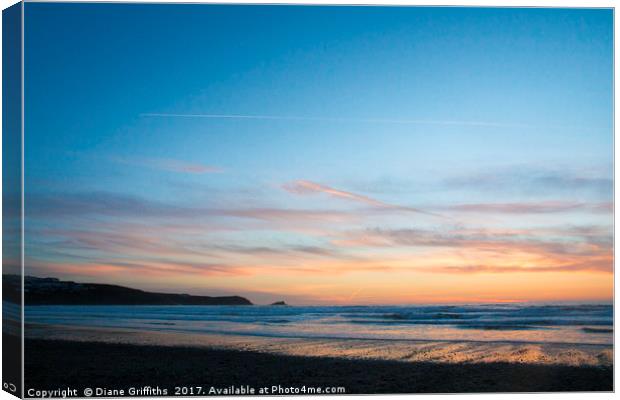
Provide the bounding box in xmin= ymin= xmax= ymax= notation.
xmin=23 ymin=324 xmax=613 ymax=394
xmin=26 ymin=323 xmax=613 ymax=366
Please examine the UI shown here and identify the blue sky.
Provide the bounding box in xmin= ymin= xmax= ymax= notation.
xmin=22 ymin=5 xmax=613 ymax=304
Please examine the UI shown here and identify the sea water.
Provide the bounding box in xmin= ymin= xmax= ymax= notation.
xmin=24 ymin=303 xmax=612 ymax=345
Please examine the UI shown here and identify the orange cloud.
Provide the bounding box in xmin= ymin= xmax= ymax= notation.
xmin=112 ymin=156 xmax=222 ymax=174
xmin=283 ymin=180 xmax=388 ymax=207
xmin=282 ymin=180 xmax=439 ymax=216
xmin=331 ymin=226 xmax=613 ymax=275
xmin=26 ymin=259 xmax=252 ymax=280
xmin=420 ymin=261 xmax=611 ymax=274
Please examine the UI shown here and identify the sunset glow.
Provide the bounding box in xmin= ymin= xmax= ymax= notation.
xmin=23 ymin=5 xmax=612 ymax=304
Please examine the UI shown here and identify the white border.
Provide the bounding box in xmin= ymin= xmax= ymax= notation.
xmin=0 ymin=2 xmax=616 ymax=400
xmin=20 ymin=0 xmax=24 ymax=397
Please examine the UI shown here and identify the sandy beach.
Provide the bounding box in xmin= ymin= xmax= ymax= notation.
xmin=23 ymin=324 xmax=613 ymax=394
xmin=25 ymin=338 xmax=613 ymax=394
xmin=26 ymin=323 xmax=613 ymax=366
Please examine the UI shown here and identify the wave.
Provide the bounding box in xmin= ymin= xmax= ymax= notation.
xmin=23 ymin=303 xmax=613 ymax=345
xmin=582 ymin=327 xmax=613 ymax=333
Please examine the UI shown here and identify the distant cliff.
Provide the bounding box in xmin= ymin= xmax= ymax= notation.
xmin=3 ymin=275 xmax=252 ymax=305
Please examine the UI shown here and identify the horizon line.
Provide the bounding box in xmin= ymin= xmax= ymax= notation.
xmin=13 ymin=273 xmax=612 ymax=306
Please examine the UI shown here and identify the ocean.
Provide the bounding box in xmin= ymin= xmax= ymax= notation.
xmin=24 ymin=303 xmax=613 ymax=346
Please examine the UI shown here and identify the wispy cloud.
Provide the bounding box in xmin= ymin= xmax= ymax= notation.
xmin=282 ymin=180 xmax=440 ymax=217
xmin=141 ymin=113 xmax=530 ymax=128
xmin=26 ymin=259 xmax=252 ymax=280
xmin=112 ymin=156 xmax=223 ymax=174
xmin=333 ymin=226 xmax=613 ymax=274
xmin=38 ymin=225 xmax=357 ymax=262
xmin=444 ymin=167 xmax=612 ymax=196
xmin=210 ymin=243 xmax=358 ymax=261
xmin=336 ymin=226 xmax=612 ymax=252
xmin=26 ymin=191 xmax=355 ymax=223
xmin=420 ymin=262 xmax=611 ymax=274
xmin=283 ymin=180 xmax=388 ymax=206
xmin=27 ymin=192 xmax=191 ymax=218
xmin=443 ymin=201 xmax=613 ymax=214
xmin=221 ymin=207 xmax=354 ymax=222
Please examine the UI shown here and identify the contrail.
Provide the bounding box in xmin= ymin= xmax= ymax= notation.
xmin=140 ymin=113 xmax=530 ymax=128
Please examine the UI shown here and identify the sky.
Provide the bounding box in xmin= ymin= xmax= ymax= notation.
xmin=21 ymin=4 xmax=613 ymax=304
